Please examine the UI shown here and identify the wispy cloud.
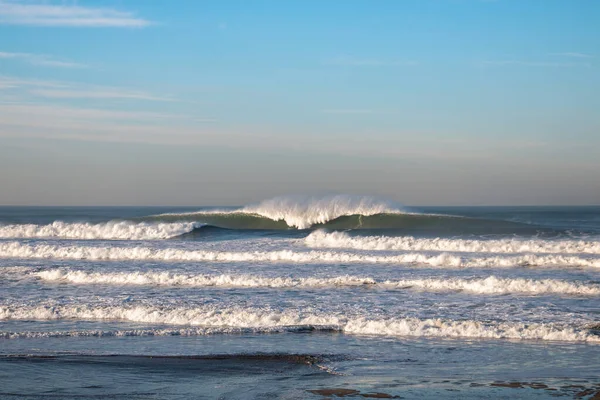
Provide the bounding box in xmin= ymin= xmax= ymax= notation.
xmin=325 ymin=56 xmax=418 ymax=67
xmin=30 ymin=89 xmax=174 ymax=102
xmin=0 ymin=0 xmax=151 ymax=27
xmin=0 ymin=103 xmax=219 ymax=146
xmin=0 ymin=103 xmax=547 ymax=164
xmin=0 ymin=51 xmax=86 ymax=68
xmin=0 ymin=75 xmax=174 ymax=102
xmin=322 ymin=109 xmax=375 ymax=115
xmin=0 ymin=103 xmax=178 ymax=121
xmin=0 ymin=103 xmax=460 ymax=161
xmin=481 ymin=60 xmax=592 ymax=68
xmin=321 ymin=109 xmax=400 ymax=116
xmin=0 ymin=75 xmax=66 ymax=89
xmin=549 ymin=52 xmax=594 ymax=59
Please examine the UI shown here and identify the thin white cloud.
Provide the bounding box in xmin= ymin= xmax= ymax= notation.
xmin=0 ymin=75 xmax=174 ymax=102
xmin=0 ymin=75 xmax=67 ymax=89
xmin=30 ymin=89 xmax=174 ymax=102
xmin=0 ymin=104 xmax=216 ymax=145
xmin=322 ymin=109 xmax=375 ymax=114
xmin=321 ymin=109 xmax=400 ymax=115
xmin=0 ymin=103 xmax=177 ymax=121
xmin=0 ymin=104 xmax=554 ymax=164
xmin=0 ymin=103 xmax=221 ymax=147
xmin=481 ymin=60 xmax=592 ymax=68
xmin=326 ymin=56 xmax=418 ymax=67
xmin=0 ymin=51 xmax=86 ymax=68
xmin=0 ymin=0 xmax=151 ymax=27
xmin=549 ymin=52 xmax=594 ymax=59
xmin=0 ymin=103 xmax=444 ymax=159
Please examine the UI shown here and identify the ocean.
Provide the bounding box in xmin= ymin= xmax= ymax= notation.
xmin=0 ymin=195 xmax=599 ymax=399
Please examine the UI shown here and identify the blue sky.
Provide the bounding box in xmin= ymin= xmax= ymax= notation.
xmin=0 ymin=0 xmax=598 ymax=206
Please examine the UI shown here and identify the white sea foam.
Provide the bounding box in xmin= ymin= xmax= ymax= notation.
xmin=306 ymin=231 xmax=600 ymax=254
xmin=342 ymin=318 xmax=600 ymax=342
xmin=0 ymin=304 xmax=597 ymax=342
xmin=382 ymin=276 xmax=600 ymax=295
xmin=1 ymin=242 xmax=600 ymax=268
xmin=35 ymin=269 xmax=376 ymax=288
xmin=0 ymin=326 xmax=310 ymax=339
xmin=242 ymin=195 xmax=405 ymax=229
xmin=160 ymin=195 xmax=407 ymax=229
xmin=33 ymin=269 xmax=600 ymax=295
xmin=0 ymin=221 xmax=199 ymax=240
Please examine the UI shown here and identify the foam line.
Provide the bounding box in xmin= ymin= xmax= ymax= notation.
xmin=1 ymin=242 xmax=599 ymax=268
xmin=33 ymin=269 xmax=600 ymax=295
xmin=0 ymin=304 xmax=597 ymax=343
xmin=305 ymin=231 xmax=600 ymax=254
xmin=0 ymin=221 xmax=200 ymax=240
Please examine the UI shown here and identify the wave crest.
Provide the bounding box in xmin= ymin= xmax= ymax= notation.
xmin=148 ymin=197 xmax=539 ymax=233
xmin=242 ymin=195 xmax=405 ymax=229
xmin=0 ymin=304 xmax=597 ymax=343
xmin=34 ymin=269 xmax=376 ymax=288
xmin=0 ymin=221 xmax=200 ymax=240
xmin=33 ymin=269 xmax=600 ymax=295
xmin=2 ymin=242 xmax=600 ymax=268
xmin=157 ymin=195 xmax=406 ymax=229
xmin=306 ymin=231 xmax=600 ymax=254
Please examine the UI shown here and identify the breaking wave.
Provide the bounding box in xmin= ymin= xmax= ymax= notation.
xmin=151 ymin=193 xmax=522 ymax=233
xmin=0 ymin=304 xmax=598 ymax=343
xmin=242 ymin=195 xmax=405 ymax=229
xmin=306 ymin=231 xmax=600 ymax=254
xmin=35 ymin=269 xmax=376 ymax=288
xmin=153 ymin=195 xmax=406 ymax=229
xmin=150 ymin=195 xmax=409 ymax=230
xmin=2 ymin=242 xmax=600 ymax=268
xmin=144 ymin=195 xmax=546 ymax=234
xmin=33 ymin=269 xmax=600 ymax=295
xmin=0 ymin=196 xmax=546 ymax=236
xmin=0 ymin=221 xmax=200 ymax=240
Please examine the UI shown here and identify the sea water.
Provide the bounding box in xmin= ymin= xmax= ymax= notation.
xmin=0 ymin=196 xmax=599 ymax=399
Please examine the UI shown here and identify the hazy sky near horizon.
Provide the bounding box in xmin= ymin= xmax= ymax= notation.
xmin=0 ymin=0 xmax=598 ymax=206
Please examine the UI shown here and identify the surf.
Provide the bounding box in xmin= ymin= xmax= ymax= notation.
xmin=2 ymin=242 xmax=600 ymax=268
xmin=30 ymin=268 xmax=600 ymax=296
xmin=147 ymin=194 xmax=409 ymax=230
xmin=305 ymin=231 xmax=600 ymax=254
xmin=1 ymin=304 xmax=598 ymax=343
xmin=0 ymin=221 xmax=200 ymax=240
xmin=0 ymin=196 xmax=554 ymax=237
xmin=145 ymin=194 xmax=545 ymax=234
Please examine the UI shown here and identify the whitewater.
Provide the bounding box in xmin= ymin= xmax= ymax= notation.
xmin=0 ymin=221 xmax=200 ymax=240
xmin=1 ymin=197 xmax=600 ymax=398
xmin=151 ymin=194 xmax=408 ymax=229
xmin=2 ymin=241 xmax=600 ymax=268
xmin=28 ymin=268 xmax=600 ymax=295
xmin=1 ymin=303 xmax=598 ymax=343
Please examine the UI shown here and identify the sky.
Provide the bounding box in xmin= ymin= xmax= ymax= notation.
xmin=0 ymin=0 xmax=598 ymax=206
